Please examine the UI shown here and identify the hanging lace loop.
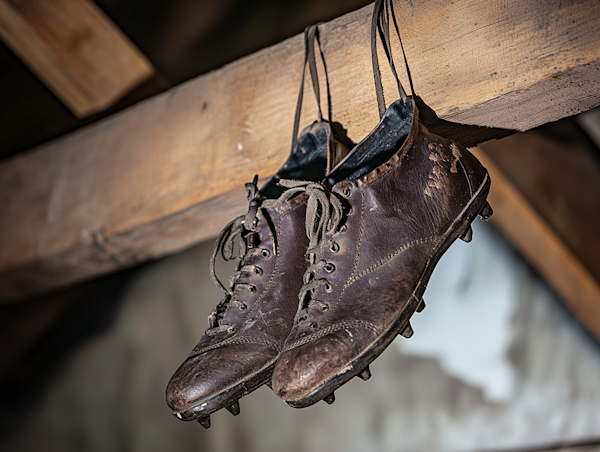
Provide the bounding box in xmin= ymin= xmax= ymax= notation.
xmin=292 ymin=24 xmax=328 ymax=152
xmin=209 ymin=175 xmax=263 ymax=294
xmin=372 ymin=0 xmax=413 ymax=118
xmin=277 ymin=179 xmax=344 ymax=250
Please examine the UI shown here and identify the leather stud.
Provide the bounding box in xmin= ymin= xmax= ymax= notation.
xmin=226 ymin=401 xmax=240 ymax=416
xmin=480 ymin=202 xmax=493 ymax=221
xmin=198 ymin=416 xmax=211 ymax=429
xmin=359 ymin=366 xmax=371 ymax=381
xmin=323 ymin=393 xmax=335 ymax=404
xmin=401 ymin=323 xmax=414 ymax=338
xmin=460 ymin=225 xmax=473 ymax=243
xmin=416 ymin=298 xmax=426 ymax=313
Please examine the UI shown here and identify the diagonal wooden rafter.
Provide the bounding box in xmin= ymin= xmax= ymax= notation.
xmin=473 ymin=134 xmax=600 ymax=341
xmin=0 ymin=0 xmax=154 ymax=117
xmin=0 ymin=0 xmax=599 ymax=303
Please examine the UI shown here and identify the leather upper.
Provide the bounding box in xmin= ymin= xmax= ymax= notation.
xmin=272 ymin=99 xmax=489 ymax=401
xmin=166 ymin=195 xmax=309 ymax=414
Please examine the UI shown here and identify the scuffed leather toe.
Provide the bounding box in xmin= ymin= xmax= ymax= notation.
xmin=272 ymin=325 xmax=377 ymax=402
xmin=166 ymin=341 xmax=277 ymax=417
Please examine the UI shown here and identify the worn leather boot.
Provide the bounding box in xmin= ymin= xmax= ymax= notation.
xmin=271 ymin=0 xmax=492 ymax=408
xmin=165 ymin=25 xmax=348 ymax=427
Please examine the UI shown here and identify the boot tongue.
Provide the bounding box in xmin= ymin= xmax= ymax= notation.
xmin=326 ymin=128 xmax=350 ymax=174
xmin=259 ymin=120 xmax=331 ymax=199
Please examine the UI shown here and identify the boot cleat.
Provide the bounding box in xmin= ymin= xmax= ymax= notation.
xmin=323 ymin=393 xmax=335 ymax=405
xmin=460 ymin=225 xmax=473 ymax=242
xmin=198 ymin=416 xmax=211 ymax=429
xmin=479 ymin=201 xmax=494 ymax=221
xmin=358 ymin=366 xmax=372 ymax=381
xmin=226 ymin=401 xmax=240 ymax=416
xmin=401 ymin=323 xmax=414 ymax=339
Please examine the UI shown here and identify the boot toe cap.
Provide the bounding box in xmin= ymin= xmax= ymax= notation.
xmin=166 ymin=340 xmax=276 ymax=417
xmin=272 ymin=326 xmax=376 ymax=402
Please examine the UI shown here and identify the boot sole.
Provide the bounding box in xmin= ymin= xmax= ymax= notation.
xmin=286 ymin=171 xmax=491 ymax=408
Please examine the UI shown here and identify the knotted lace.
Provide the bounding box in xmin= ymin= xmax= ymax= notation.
xmin=276 ymin=180 xmax=347 ymax=323
xmin=206 ymin=176 xmax=268 ymax=332
xmin=206 ymin=176 xmax=313 ymax=332
xmin=277 ymin=180 xmax=344 ymax=254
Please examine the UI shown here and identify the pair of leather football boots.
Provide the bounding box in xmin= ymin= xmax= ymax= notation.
xmin=166 ymin=0 xmax=492 ymax=428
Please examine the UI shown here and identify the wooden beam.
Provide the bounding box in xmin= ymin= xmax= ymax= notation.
xmin=472 ymin=140 xmax=600 ymax=341
xmin=0 ymin=0 xmax=599 ymax=301
xmin=0 ymin=0 xmax=154 ymax=117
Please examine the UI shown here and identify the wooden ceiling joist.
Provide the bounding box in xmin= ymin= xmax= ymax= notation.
xmin=0 ymin=0 xmax=599 ymax=302
xmin=0 ymin=0 xmax=154 ymax=117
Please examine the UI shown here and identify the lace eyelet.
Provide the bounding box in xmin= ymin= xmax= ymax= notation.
xmin=324 ymin=263 xmax=335 ymax=273
xmin=248 ymin=286 xmax=256 ymax=294
xmin=342 ymin=187 xmax=352 ymax=198
xmin=239 ymin=303 xmax=247 ymax=311
xmin=325 ymin=282 xmax=332 ymax=293
xmin=261 ymin=249 xmax=271 ymax=258
xmin=321 ymin=304 xmax=329 ymax=311
xmin=330 ymin=242 xmax=340 ymax=253
xmin=310 ymin=322 xmax=318 ymax=329
xmin=227 ymin=326 xmax=236 ymax=334
xmin=253 ymin=267 xmax=263 ymax=276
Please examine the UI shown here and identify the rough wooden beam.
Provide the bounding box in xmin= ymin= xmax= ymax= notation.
xmin=1 ymin=0 xmax=599 ymax=301
xmin=472 ymin=142 xmax=600 ymax=341
xmin=0 ymin=0 xmax=154 ymax=117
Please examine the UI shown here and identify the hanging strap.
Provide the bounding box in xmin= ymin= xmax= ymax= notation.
xmin=371 ymin=0 xmax=411 ymax=118
xmin=291 ymin=24 xmax=326 ymax=151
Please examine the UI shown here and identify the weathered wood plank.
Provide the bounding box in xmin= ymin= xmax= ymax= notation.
xmin=1 ymin=0 xmax=599 ymax=300
xmin=472 ymin=146 xmax=600 ymax=342
xmin=0 ymin=0 xmax=154 ymax=117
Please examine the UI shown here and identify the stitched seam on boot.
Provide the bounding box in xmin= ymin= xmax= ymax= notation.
xmin=332 ymin=188 xmax=366 ymax=307
xmin=344 ymin=235 xmax=438 ymax=287
xmin=285 ymin=319 xmax=381 ymax=350
xmin=458 ymin=159 xmax=473 ymax=198
xmin=190 ymin=335 xmax=281 ymax=357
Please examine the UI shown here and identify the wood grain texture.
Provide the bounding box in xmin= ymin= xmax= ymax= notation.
xmin=472 ymin=147 xmax=600 ymax=342
xmin=0 ymin=0 xmax=154 ymax=117
xmin=0 ymin=0 xmax=599 ymax=300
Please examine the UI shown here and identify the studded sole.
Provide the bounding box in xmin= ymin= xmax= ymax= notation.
xmin=285 ymin=171 xmax=492 ymax=408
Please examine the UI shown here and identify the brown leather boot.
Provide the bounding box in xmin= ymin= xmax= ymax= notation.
xmin=271 ymin=0 xmax=492 ymax=408
xmin=165 ymin=25 xmax=349 ymax=427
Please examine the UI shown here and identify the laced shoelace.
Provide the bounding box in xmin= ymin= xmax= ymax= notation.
xmin=206 ymin=177 xmax=318 ymax=333
xmin=207 ymin=176 xmax=273 ymax=333
xmin=276 ymin=180 xmax=347 ymax=325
